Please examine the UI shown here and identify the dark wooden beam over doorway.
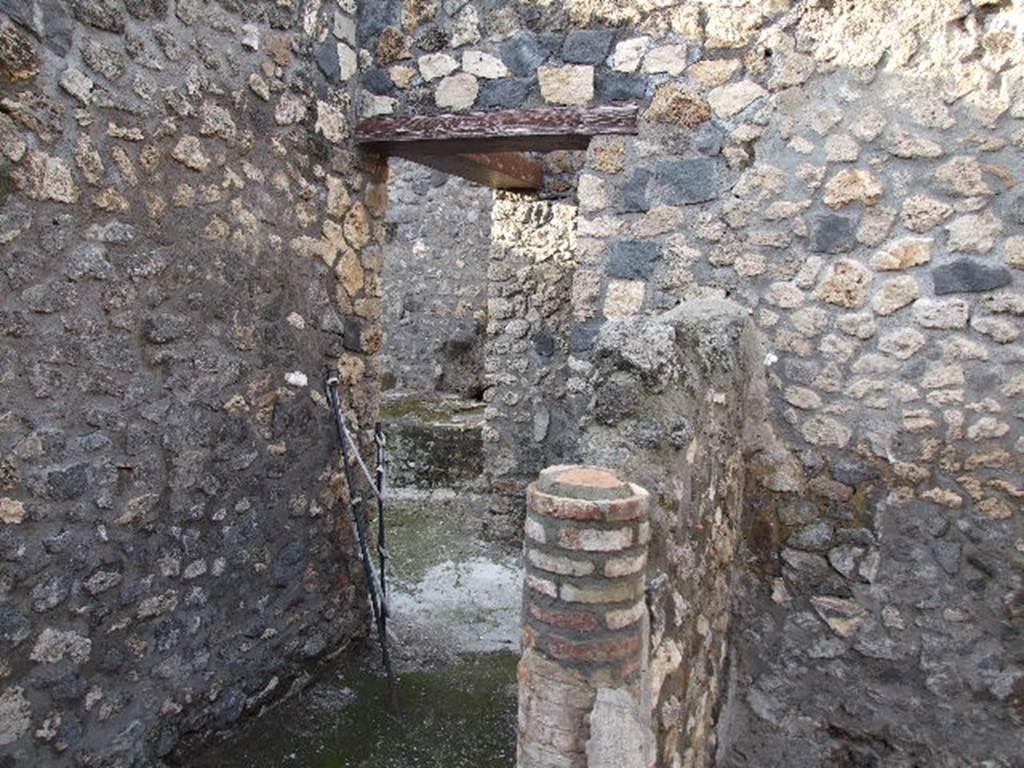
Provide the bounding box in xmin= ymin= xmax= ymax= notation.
xmin=355 ymin=106 xmax=639 ymax=191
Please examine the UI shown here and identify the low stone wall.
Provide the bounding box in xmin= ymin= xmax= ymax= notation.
xmin=518 ymin=464 xmax=653 ymax=768
xmin=576 ymin=300 xmax=761 ymax=768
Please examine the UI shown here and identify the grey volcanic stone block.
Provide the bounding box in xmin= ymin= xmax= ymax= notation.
xmin=597 ymin=73 xmax=646 ymax=102
xmin=787 ymin=521 xmax=835 ymax=552
xmin=607 ymin=241 xmax=661 ymax=280
xmin=562 ymin=29 xmax=616 ymax=64
xmin=571 ymin=322 xmax=601 ymax=354
xmin=358 ymin=1 xmax=397 ymax=39
xmin=653 ymin=158 xmax=721 ymax=205
xmin=0 ymin=0 xmax=35 ymax=29
xmin=619 ymin=169 xmax=652 ymax=212
xmin=809 ymin=213 xmax=858 ymax=253
xmin=533 ymin=331 xmax=555 ymax=358
xmin=500 ymin=32 xmax=554 ymax=76
xmin=478 ymin=78 xmax=530 ymax=108
xmin=1008 ymin=192 xmax=1024 ymax=225
xmin=315 ymin=41 xmax=340 ymax=81
xmin=933 ymin=259 xmax=1012 ymax=295
xmin=362 ymin=68 xmax=393 ymax=94
xmin=26 ymin=0 xmax=72 ymax=54
xmin=831 ymin=456 xmax=880 ymax=486
xmin=693 ymin=124 xmax=725 ymax=156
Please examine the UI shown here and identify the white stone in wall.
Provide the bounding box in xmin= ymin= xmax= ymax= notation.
xmin=837 ymin=313 xmax=876 ymax=340
xmin=362 ymin=92 xmax=396 ymax=117
xmin=462 ymin=50 xmax=508 ymax=79
xmin=765 ymin=281 xmax=805 ymax=309
xmin=824 ymin=134 xmax=859 ymax=162
xmin=707 ymin=80 xmax=768 ymax=118
xmin=946 ymin=211 xmax=1003 ymax=253
xmin=816 ymin=260 xmax=872 ymax=309
xmin=334 ymin=11 xmax=355 ymax=44
xmin=578 ymin=174 xmax=610 ymax=213
xmin=338 ymin=43 xmax=357 ymax=80
xmin=808 ymin=105 xmax=843 ymax=136
xmin=450 ymin=4 xmax=480 ymax=47
xmin=241 ymin=23 xmax=260 ymax=49
xmin=850 ymin=107 xmax=886 ymax=141
xmin=389 ymin=65 xmax=416 ymax=88
xmin=785 ymin=386 xmax=822 ymax=410
xmin=586 ymin=688 xmax=655 ymax=768
xmin=913 ymin=298 xmax=970 ymax=329
xmin=13 ymin=150 xmax=79 ymax=202
xmin=971 ymin=316 xmax=1020 ymax=344
xmin=643 ymin=44 xmax=687 ymax=75
xmin=274 ymin=93 xmax=307 ymax=125
xmin=921 ymin=364 xmax=965 ymax=389
xmin=902 ymin=195 xmax=953 ymax=233
xmin=315 ymin=100 xmax=348 ymax=143
xmin=30 ymin=628 xmax=92 ymax=664
xmin=857 ymin=206 xmax=897 ymax=246
xmin=689 ymin=58 xmax=743 ymax=89
xmin=59 ymin=67 xmax=93 ymax=105
xmin=873 ymin=276 xmax=921 ymax=316
xmin=0 ymin=687 xmax=31 ymax=746
xmin=1006 ymin=236 xmax=1024 ymax=269
xmin=435 ymin=72 xmax=479 ymax=110
xmin=608 ymin=36 xmax=650 ymax=72
xmin=967 ymin=416 xmax=1011 ymax=441
xmin=823 ymin=169 xmax=883 ymax=208
xmin=878 ymin=328 xmax=927 ymax=360
xmin=0 ymin=498 xmax=25 ymax=524
xmin=605 ymin=280 xmax=645 ymax=319
xmin=735 ymin=252 xmax=767 ymax=277
xmin=418 ymin=52 xmax=458 ymax=81
xmin=934 ymin=156 xmax=993 ymax=196
xmin=538 ymin=65 xmax=594 ymax=106
xmin=871 ymin=238 xmax=933 ymax=270
xmin=768 ymin=51 xmax=816 ymax=90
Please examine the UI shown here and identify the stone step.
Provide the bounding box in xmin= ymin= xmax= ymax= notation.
xmin=381 ymin=393 xmax=485 ymax=490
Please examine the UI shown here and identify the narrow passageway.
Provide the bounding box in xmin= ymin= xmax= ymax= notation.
xmin=194 ymin=155 xmax=524 ymax=767
xmin=192 ymin=393 xmax=522 ymax=767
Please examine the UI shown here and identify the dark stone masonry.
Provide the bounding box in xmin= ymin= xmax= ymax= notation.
xmin=1 ymin=0 xmax=1022 ymax=767
xmin=0 ymin=0 xmax=383 ymax=763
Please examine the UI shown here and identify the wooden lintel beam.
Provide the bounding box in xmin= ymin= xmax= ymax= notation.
xmin=357 ymin=106 xmax=639 ymax=156
xmin=393 ymin=149 xmax=544 ymax=191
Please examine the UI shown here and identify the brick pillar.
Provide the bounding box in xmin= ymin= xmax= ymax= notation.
xmin=518 ymin=465 xmax=654 ymax=768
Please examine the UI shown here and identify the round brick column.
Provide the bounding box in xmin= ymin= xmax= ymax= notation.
xmin=517 ymin=465 xmax=651 ymax=768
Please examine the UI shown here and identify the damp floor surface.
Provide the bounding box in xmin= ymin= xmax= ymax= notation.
xmin=193 ymin=652 xmax=519 ymax=768
xmin=195 ymin=484 xmax=522 ymax=768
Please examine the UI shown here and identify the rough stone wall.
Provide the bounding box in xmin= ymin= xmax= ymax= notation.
xmin=0 ymin=1 xmax=385 ymax=764
xmin=579 ymin=301 xmax=758 ymax=768
xmin=382 ymin=157 xmax=491 ymax=399
xmin=361 ymin=1 xmax=1024 ymax=766
xmin=486 ymin=193 xmax=578 ymax=491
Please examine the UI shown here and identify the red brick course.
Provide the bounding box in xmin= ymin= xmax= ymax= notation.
xmin=545 ymin=632 xmax=642 ymax=664
xmin=529 ymin=603 xmax=602 ymax=631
